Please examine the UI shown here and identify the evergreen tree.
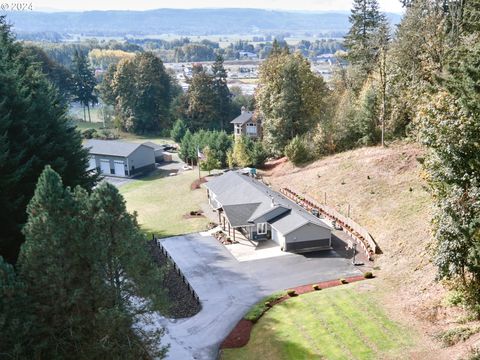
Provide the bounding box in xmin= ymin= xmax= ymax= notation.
xmin=0 ymin=17 xmax=97 ymax=263
xmin=0 ymin=256 xmax=33 ymax=358
xmin=170 ymin=118 xmax=187 ymax=143
xmin=71 ymin=50 xmax=98 ymax=122
xmin=344 ymin=0 xmax=386 ymax=74
xmin=211 ymin=55 xmax=232 ymax=130
xmin=18 ymin=166 xmax=94 ymax=358
xmin=180 ymin=129 xmax=196 ymax=165
xmin=185 ymin=64 xmax=218 ymax=130
xmin=17 ymin=167 xmax=167 ymax=358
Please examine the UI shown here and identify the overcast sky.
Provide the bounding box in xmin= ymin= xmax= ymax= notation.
xmin=35 ymin=0 xmax=404 ymax=14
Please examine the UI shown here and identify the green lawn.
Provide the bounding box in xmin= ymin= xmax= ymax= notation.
xmin=221 ymin=283 xmax=414 ymax=360
xmin=119 ymin=169 xmax=209 ymax=238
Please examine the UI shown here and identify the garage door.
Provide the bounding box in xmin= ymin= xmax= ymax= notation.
xmin=114 ymin=160 xmax=125 ymax=177
xmin=88 ymin=157 xmax=96 ymax=170
xmin=285 ymin=238 xmax=331 ymax=252
xmin=271 ymin=228 xmax=279 ymax=245
xmin=100 ymin=159 xmax=111 ymax=174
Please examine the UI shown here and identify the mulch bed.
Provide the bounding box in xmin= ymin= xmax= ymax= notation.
xmin=220 ymin=275 xmax=368 ymax=349
xmin=191 ymin=176 xmax=207 ymax=190
xmin=220 ymin=320 xmax=253 ymax=348
xmin=149 ymin=242 xmax=201 ymax=318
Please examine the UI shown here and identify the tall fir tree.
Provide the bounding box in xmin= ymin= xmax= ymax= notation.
xmin=344 ymin=0 xmax=386 ymax=74
xmin=71 ymin=49 xmax=98 ymax=122
xmin=185 ymin=64 xmax=218 ymax=130
xmin=0 ymin=16 xmax=97 ymax=264
xmin=16 ymin=167 xmax=167 ymax=359
xmin=211 ymin=55 xmax=232 ymax=130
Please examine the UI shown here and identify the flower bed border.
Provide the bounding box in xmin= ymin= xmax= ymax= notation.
xmin=220 ymin=275 xmax=367 ymax=349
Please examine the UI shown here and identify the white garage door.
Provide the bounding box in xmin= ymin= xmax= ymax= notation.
xmin=271 ymin=228 xmax=279 ymax=245
xmin=100 ymin=159 xmax=111 ymax=174
xmin=114 ymin=160 xmax=125 ymax=177
xmin=88 ymin=157 xmax=96 ymax=170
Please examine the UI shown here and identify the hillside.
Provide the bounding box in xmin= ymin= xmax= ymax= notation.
xmin=263 ymin=142 xmax=479 ymax=358
xmin=3 ymin=8 xmax=402 ymax=36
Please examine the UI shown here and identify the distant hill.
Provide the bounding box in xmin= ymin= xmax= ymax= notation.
xmin=3 ymin=8 xmax=402 ymax=37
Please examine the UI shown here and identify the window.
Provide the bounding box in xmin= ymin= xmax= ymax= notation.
xmin=257 ymin=222 xmax=267 ymax=235
xmin=246 ymin=123 xmax=257 ymax=134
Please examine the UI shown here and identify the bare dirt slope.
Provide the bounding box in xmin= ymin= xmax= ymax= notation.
xmin=263 ymin=141 xmax=476 ymax=358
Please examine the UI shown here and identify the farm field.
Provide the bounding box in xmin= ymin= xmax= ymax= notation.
xmin=119 ymin=169 xmax=209 ymax=238
xmin=221 ymin=282 xmax=414 ymax=360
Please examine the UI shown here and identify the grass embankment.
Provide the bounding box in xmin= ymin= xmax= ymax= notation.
xmin=222 ymin=282 xmax=413 ymax=360
xmin=120 ymin=169 xmax=209 ymax=238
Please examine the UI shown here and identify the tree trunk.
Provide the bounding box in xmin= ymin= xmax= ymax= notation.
xmin=83 ymin=105 xmax=86 ymax=122
xmin=87 ymin=103 xmax=91 ymax=123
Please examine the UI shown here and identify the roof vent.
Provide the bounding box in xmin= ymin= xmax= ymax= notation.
xmin=270 ymin=196 xmax=275 ymax=207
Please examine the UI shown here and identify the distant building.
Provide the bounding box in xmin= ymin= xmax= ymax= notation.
xmin=238 ymin=51 xmax=258 ymax=59
xmin=231 ymin=107 xmax=262 ymax=140
xmin=85 ymin=139 xmax=156 ymax=178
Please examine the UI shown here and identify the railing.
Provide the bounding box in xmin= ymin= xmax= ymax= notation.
xmin=280 ymin=188 xmax=379 ymax=260
xmin=152 ymin=235 xmax=201 ymax=306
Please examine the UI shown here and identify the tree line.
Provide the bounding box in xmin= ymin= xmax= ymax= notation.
xmin=0 ymin=17 xmax=168 ymax=358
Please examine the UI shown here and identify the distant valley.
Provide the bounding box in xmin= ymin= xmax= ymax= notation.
xmin=3 ymin=8 xmax=402 ymax=37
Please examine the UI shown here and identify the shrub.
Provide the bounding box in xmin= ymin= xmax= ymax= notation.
xmin=364 ymin=272 xmax=374 ymax=279
xmin=287 ymin=289 xmax=296 ymax=297
xmin=312 ymin=284 xmax=321 ymax=291
xmin=82 ymin=128 xmax=97 ymax=139
xmin=284 ymin=136 xmax=310 ymax=165
xmin=436 ymin=326 xmax=480 ymax=347
xmin=244 ymin=292 xmax=284 ymax=322
xmin=340 ymin=278 xmax=348 ymax=284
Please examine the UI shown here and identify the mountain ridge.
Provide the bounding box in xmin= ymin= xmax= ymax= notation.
xmin=3 ymin=8 xmax=402 ymax=37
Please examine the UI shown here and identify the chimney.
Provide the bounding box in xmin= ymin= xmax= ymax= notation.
xmin=241 ymin=106 xmax=246 ymax=114
xmin=270 ymin=196 xmax=275 ymax=207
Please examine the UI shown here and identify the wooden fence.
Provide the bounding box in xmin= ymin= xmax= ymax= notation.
xmin=152 ymin=235 xmax=201 ymax=305
xmin=280 ymin=188 xmax=379 ymax=260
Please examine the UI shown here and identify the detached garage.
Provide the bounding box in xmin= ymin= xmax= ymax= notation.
xmin=85 ymin=139 xmax=156 ymax=178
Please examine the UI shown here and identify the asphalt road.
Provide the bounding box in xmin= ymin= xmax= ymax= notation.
xmin=155 ymin=232 xmax=361 ymax=360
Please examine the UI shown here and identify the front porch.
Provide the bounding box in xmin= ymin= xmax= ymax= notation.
xmin=200 ymin=202 xmax=288 ymax=262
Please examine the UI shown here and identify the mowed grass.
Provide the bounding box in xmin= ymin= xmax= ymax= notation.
xmin=120 ymin=169 xmax=209 ymax=238
xmin=221 ymin=283 xmax=414 ymax=360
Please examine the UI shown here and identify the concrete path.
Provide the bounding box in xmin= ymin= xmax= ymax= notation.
xmin=153 ymin=232 xmax=361 ymax=360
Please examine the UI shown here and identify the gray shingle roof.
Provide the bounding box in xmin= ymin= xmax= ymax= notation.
xmin=143 ymin=141 xmax=164 ymax=151
xmin=85 ymin=139 xmax=150 ymax=158
xmin=205 ymin=171 xmax=331 ymax=234
xmin=230 ymin=111 xmax=254 ymax=125
xmin=223 ymin=203 xmax=261 ymax=227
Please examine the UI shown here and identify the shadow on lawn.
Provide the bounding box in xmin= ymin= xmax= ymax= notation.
xmin=234 ymin=314 xmax=322 ymax=360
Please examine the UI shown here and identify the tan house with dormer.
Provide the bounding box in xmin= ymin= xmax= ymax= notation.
xmin=231 ymin=107 xmax=262 ymax=140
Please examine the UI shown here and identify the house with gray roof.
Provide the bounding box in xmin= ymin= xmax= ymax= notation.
xmin=231 ymin=107 xmax=261 ymax=139
xmin=205 ymin=171 xmax=332 ymax=253
xmin=85 ymin=139 xmax=155 ymax=178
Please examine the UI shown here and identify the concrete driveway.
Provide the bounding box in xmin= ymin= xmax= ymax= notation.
xmin=153 ymin=232 xmax=361 ymax=360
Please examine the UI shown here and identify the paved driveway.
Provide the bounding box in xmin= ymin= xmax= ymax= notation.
xmin=153 ymin=232 xmax=361 ymax=360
